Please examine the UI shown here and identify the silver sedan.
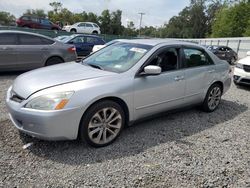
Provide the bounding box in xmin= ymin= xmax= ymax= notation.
xmin=6 ymin=39 xmax=232 ymax=147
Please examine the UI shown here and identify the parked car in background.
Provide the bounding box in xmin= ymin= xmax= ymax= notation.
xmin=6 ymin=39 xmax=231 ymax=147
xmin=234 ymin=51 xmax=250 ymax=85
xmin=16 ymin=16 xmax=61 ymax=30
xmin=61 ymin=34 xmax=105 ymax=56
xmin=0 ymin=31 xmax=76 ymax=71
xmin=206 ymin=45 xmax=238 ymax=64
xmin=54 ymin=35 xmax=70 ymax=41
xmin=62 ymin=22 xmax=101 ymax=34
xmin=92 ymin=39 xmax=124 ymax=53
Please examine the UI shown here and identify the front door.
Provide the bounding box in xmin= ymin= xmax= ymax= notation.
xmin=133 ymin=47 xmax=186 ymax=120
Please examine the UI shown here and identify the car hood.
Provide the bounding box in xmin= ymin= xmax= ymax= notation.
xmin=12 ymin=62 xmax=116 ymax=99
xmin=238 ymin=56 xmax=250 ymax=65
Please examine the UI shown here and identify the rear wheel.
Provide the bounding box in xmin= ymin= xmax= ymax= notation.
xmin=45 ymin=57 xmax=64 ymax=66
xmin=202 ymin=83 xmax=222 ymax=112
xmin=79 ymin=100 xmax=125 ymax=147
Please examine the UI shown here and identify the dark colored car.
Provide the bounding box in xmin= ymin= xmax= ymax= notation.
xmin=61 ymin=34 xmax=105 ymax=56
xmin=0 ymin=30 xmax=77 ymax=71
xmin=16 ymin=16 xmax=61 ymax=30
xmin=207 ymin=45 xmax=238 ymax=64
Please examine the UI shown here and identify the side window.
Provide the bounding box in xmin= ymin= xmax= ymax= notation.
xmin=40 ymin=19 xmax=51 ymax=25
xmin=21 ymin=16 xmax=30 ymax=21
xmin=19 ymin=34 xmax=44 ymax=45
xmin=30 ymin=17 xmax=39 ymax=23
xmin=85 ymin=23 xmax=93 ymax=28
xmin=183 ymin=48 xmax=213 ymax=68
xmin=70 ymin=36 xmax=85 ymax=43
xmin=0 ymin=34 xmax=17 ymax=45
xmin=86 ymin=37 xmax=98 ymax=43
xmin=41 ymin=38 xmax=54 ymax=45
xmin=93 ymin=24 xmax=99 ymax=28
xmin=148 ymin=48 xmax=178 ymax=72
xmin=78 ymin=23 xmax=86 ymax=27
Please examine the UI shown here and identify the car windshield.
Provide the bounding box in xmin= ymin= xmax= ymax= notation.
xmin=61 ymin=35 xmax=78 ymax=43
xmin=82 ymin=42 xmax=152 ymax=73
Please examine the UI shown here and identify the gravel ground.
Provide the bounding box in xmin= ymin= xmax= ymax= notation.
xmin=0 ymin=72 xmax=249 ymax=187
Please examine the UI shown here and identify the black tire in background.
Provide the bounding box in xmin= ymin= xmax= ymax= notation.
xmin=45 ymin=57 xmax=64 ymax=66
xmin=70 ymin=29 xmax=77 ymax=33
xmin=79 ymin=100 xmax=125 ymax=147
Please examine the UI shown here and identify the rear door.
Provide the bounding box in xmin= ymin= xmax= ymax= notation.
xmin=40 ymin=18 xmax=52 ymax=30
xmin=85 ymin=36 xmax=100 ymax=55
xmin=77 ymin=23 xmax=87 ymax=33
xmin=85 ymin=23 xmax=94 ymax=34
xmin=16 ymin=34 xmax=52 ymax=69
xmin=0 ymin=33 xmax=19 ymax=70
xmin=181 ymin=47 xmax=216 ymax=104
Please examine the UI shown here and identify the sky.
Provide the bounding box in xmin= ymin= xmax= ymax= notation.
xmin=0 ymin=0 xmax=190 ymax=27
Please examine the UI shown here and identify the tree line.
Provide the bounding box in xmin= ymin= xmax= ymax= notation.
xmin=0 ymin=0 xmax=249 ymax=37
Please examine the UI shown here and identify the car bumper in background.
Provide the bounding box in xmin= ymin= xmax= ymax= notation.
xmin=234 ymin=67 xmax=250 ymax=85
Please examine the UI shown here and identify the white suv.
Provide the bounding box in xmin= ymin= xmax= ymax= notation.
xmin=234 ymin=51 xmax=250 ymax=85
xmin=63 ymin=22 xmax=101 ymax=34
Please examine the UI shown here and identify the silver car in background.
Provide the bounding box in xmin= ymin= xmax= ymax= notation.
xmin=6 ymin=39 xmax=232 ymax=147
xmin=0 ymin=30 xmax=77 ymax=71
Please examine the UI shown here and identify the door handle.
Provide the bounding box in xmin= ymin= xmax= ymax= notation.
xmin=208 ymin=69 xmax=215 ymax=73
xmin=174 ymin=76 xmax=184 ymax=81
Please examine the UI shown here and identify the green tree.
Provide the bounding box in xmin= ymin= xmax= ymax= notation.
xmin=0 ymin=11 xmax=16 ymax=25
xmin=99 ymin=10 xmax=112 ymax=34
xmin=49 ymin=2 xmax=63 ymax=14
xmin=23 ymin=9 xmax=47 ymax=18
xmin=211 ymin=1 xmax=250 ymax=37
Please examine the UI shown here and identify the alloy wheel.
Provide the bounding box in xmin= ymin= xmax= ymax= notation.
xmin=208 ymin=86 xmax=221 ymax=110
xmin=87 ymin=107 xmax=122 ymax=145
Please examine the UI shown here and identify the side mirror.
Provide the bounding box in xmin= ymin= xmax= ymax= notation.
xmin=142 ymin=65 xmax=161 ymax=76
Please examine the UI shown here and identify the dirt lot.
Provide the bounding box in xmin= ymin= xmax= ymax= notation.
xmin=0 ymin=72 xmax=249 ymax=187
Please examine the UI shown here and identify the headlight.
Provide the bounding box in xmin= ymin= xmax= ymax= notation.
xmin=235 ymin=63 xmax=243 ymax=69
xmin=25 ymin=91 xmax=74 ymax=110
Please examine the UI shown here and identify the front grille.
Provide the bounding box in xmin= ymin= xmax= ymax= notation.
xmin=240 ymin=78 xmax=250 ymax=84
xmin=10 ymin=91 xmax=24 ymax=103
xmin=243 ymin=65 xmax=250 ymax=72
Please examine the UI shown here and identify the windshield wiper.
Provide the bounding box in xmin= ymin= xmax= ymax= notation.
xmin=87 ymin=64 xmax=104 ymax=70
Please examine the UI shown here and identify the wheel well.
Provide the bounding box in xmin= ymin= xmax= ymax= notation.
xmin=86 ymin=97 xmax=129 ymax=126
xmin=92 ymin=30 xmax=98 ymax=34
xmin=45 ymin=56 xmax=64 ymax=66
xmin=70 ymin=28 xmax=77 ymax=32
xmin=212 ymin=81 xmax=224 ymax=93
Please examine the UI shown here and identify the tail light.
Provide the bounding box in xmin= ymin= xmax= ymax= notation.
xmin=68 ymin=46 xmax=76 ymax=53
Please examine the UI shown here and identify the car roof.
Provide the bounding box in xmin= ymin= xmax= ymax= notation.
xmin=0 ymin=30 xmax=55 ymax=40
xmin=70 ymin=34 xmax=102 ymax=38
xmin=116 ymin=39 xmax=204 ymax=48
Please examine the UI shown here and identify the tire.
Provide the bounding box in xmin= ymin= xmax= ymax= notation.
xmin=92 ymin=31 xmax=98 ymax=34
xmin=202 ymin=83 xmax=222 ymax=112
xmin=79 ymin=100 xmax=125 ymax=147
xmin=45 ymin=57 xmax=64 ymax=66
xmin=70 ymin=29 xmax=77 ymax=33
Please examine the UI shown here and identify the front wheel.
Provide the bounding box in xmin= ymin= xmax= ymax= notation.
xmin=79 ymin=100 xmax=125 ymax=147
xmin=202 ymin=84 xmax=222 ymax=112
